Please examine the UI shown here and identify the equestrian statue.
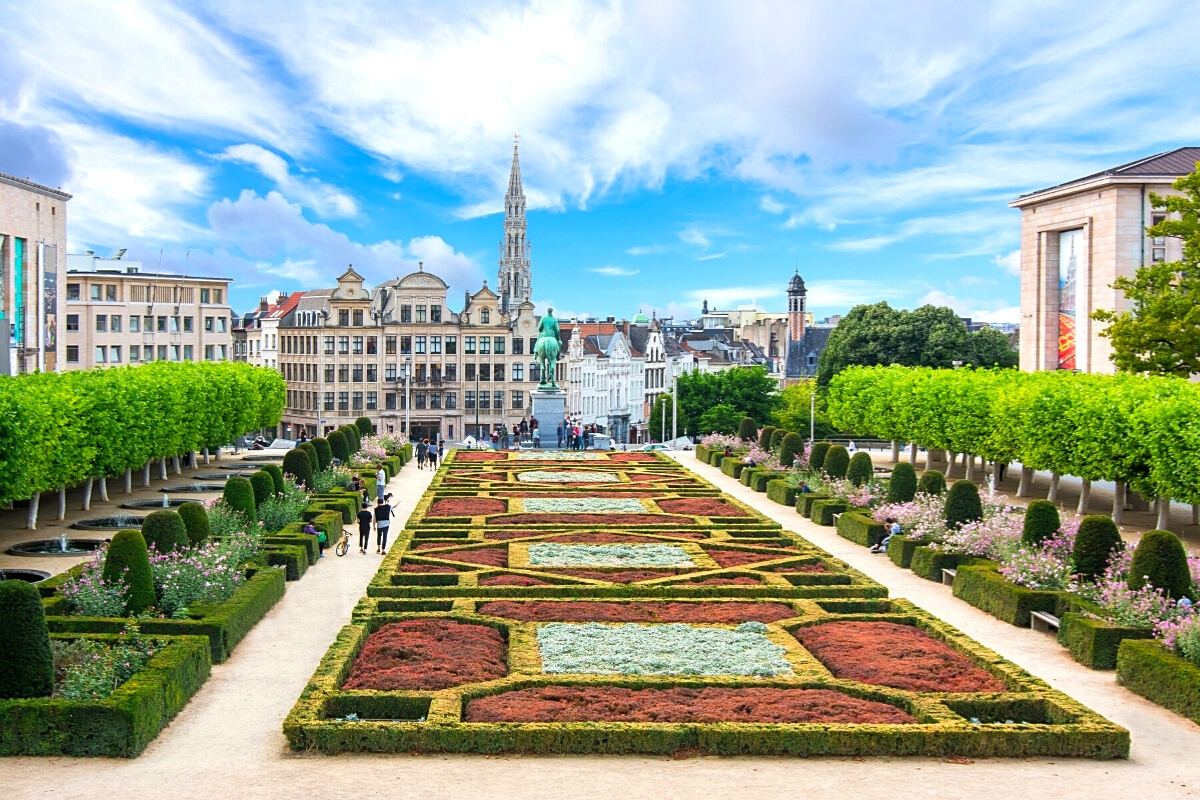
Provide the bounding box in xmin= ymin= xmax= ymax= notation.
xmin=533 ymin=309 xmax=561 ymax=390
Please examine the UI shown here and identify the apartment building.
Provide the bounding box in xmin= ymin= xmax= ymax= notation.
xmin=61 ymin=252 xmax=232 ymax=370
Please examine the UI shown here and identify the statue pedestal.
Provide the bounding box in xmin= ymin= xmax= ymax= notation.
xmin=530 ymin=388 xmax=567 ymax=444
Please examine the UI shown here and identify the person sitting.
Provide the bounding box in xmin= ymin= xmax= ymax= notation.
xmin=871 ymin=518 xmax=902 ymax=553
xmin=302 ymin=522 xmax=327 ymax=558
xmin=797 ymin=481 xmax=813 ymax=494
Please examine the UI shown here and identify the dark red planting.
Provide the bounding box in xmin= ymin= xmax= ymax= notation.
xmin=657 ymin=498 xmax=747 ymax=517
xmin=428 ymin=497 xmax=507 ymax=516
xmin=342 ymin=619 xmax=506 ymax=691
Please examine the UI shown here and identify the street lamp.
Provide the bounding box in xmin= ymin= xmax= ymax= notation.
xmin=670 ymin=362 xmax=677 ymax=444
xmin=404 ymin=356 xmax=411 ymax=441
xmin=474 ymin=366 xmax=481 ymax=443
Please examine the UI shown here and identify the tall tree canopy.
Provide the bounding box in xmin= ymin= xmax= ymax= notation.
xmin=676 ymin=365 xmax=779 ymax=435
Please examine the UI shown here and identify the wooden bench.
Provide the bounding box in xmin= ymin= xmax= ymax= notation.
xmin=941 ymin=568 xmax=957 ymax=586
xmin=1030 ymin=611 xmax=1061 ymax=633
xmin=831 ymin=513 xmax=842 ymax=525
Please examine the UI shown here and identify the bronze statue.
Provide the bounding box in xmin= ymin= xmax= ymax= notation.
xmin=533 ymin=309 xmax=561 ymax=389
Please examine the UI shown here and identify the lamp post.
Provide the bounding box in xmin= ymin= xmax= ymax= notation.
xmin=670 ymin=362 xmax=677 ymax=444
xmin=474 ymin=367 xmax=481 ymax=442
xmin=404 ymin=356 xmax=411 ymax=442
xmin=810 ymin=389 xmax=815 ymax=442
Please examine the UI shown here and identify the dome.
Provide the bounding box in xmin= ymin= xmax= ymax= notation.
xmin=788 ymin=271 xmax=806 ymax=293
xmin=633 ymin=311 xmax=649 ymax=323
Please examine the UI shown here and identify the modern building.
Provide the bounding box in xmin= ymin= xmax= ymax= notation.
xmin=1011 ymin=147 xmax=1199 ymax=373
xmin=61 ymin=251 xmax=233 ymax=370
xmin=0 ymin=172 xmax=70 ymax=375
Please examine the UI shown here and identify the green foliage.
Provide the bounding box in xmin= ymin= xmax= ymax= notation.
xmin=1117 ymin=639 xmax=1200 ymax=727
xmin=765 ymin=480 xmax=797 ymax=506
xmin=648 ymin=393 xmax=676 ymax=443
xmin=809 ymin=441 xmax=830 ymax=470
xmin=282 ymin=450 xmax=314 ymax=490
xmin=737 ymin=417 xmax=757 ymax=442
xmin=917 ymin=470 xmax=946 ymax=496
xmin=697 ymin=403 xmax=744 ymax=435
xmin=356 ymin=417 xmax=375 ymax=437
xmin=823 ymin=444 xmax=850 ymax=478
xmin=1072 ymin=515 xmax=1123 ymax=582
xmin=178 ymin=502 xmax=210 ymax=546
xmin=886 ymin=462 xmax=917 ymax=503
xmin=945 ymin=480 xmax=982 ymax=528
xmin=101 ymin=531 xmax=156 ymax=616
xmin=677 ymin=366 xmax=780 ymax=436
xmin=779 ymin=433 xmax=805 ymax=468
xmin=1128 ymin=529 xmax=1193 ymax=599
xmin=249 ymin=471 xmax=275 ymax=507
xmin=1058 ymin=613 xmax=1154 ymax=670
xmin=339 ymin=425 xmax=360 ymax=453
xmin=769 ymin=429 xmax=786 ymax=451
xmin=0 ymin=580 xmax=54 ymax=699
xmin=311 ymin=437 xmax=333 ymax=471
xmin=298 ymin=441 xmax=319 ymax=473
xmin=328 ymin=430 xmax=350 ymax=463
xmin=222 ymin=477 xmax=257 ymax=519
xmin=141 ymin=510 xmax=188 ymax=553
xmin=770 ymin=381 xmax=839 ymax=439
xmin=846 ymin=452 xmax=873 ymax=486
xmin=758 ymin=425 xmax=776 ymax=449
xmin=835 ymin=512 xmax=884 ymax=547
xmin=262 ymin=463 xmax=285 ymax=495
xmin=952 ymin=562 xmax=1062 ymax=627
xmin=1021 ymin=500 xmax=1061 ymax=547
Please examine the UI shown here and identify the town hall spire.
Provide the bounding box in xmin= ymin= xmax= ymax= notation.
xmin=498 ymin=135 xmax=532 ymax=313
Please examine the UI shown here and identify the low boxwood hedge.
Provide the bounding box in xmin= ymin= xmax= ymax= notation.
xmin=910 ymin=546 xmax=970 ymax=582
xmin=810 ymin=500 xmax=848 ymax=526
xmin=271 ymin=526 xmax=320 ymax=564
xmin=264 ymin=543 xmax=310 ymax=581
xmin=951 ymin=562 xmax=1063 ymax=627
xmin=887 ymin=535 xmax=925 ymax=568
xmin=305 ymin=497 xmax=357 ymax=524
xmin=695 ymin=444 xmax=711 ymax=464
xmin=0 ymin=633 xmax=211 ymax=757
xmin=1058 ymin=612 xmax=1154 ymax=670
xmin=796 ymin=493 xmax=831 ymax=518
xmin=766 ymin=480 xmax=796 ymax=507
xmin=836 ymin=512 xmax=883 ymax=547
xmin=720 ymin=457 xmax=747 ymax=479
xmin=1117 ymin=639 xmax=1200 ymax=726
xmin=750 ymin=470 xmax=788 ymax=492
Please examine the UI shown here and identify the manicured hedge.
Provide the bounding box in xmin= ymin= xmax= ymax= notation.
xmin=0 ymin=580 xmax=53 ymax=699
xmin=796 ymin=493 xmax=831 ymax=518
xmin=886 ymin=535 xmax=924 ymax=568
xmin=0 ymin=633 xmax=211 ymax=757
xmin=910 ymin=547 xmax=976 ymax=582
xmin=766 ymin=480 xmax=797 ymax=507
xmin=264 ymin=544 xmax=310 ymax=581
xmin=750 ymin=470 xmax=788 ymax=492
xmin=1058 ymin=612 xmax=1154 ymax=670
xmin=951 ymin=562 xmax=1062 ymax=627
xmin=810 ymin=500 xmax=848 ymax=526
xmin=836 ymin=512 xmax=883 ymax=547
xmin=720 ymin=457 xmax=747 ymax=479
xmin=1117 ymin=639 xmax=1200 ymax=726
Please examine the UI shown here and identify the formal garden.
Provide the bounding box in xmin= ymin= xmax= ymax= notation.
xmin=283 ymin=448 xmax=1126 ymax=758
xmin=0 ymin=364 xmax=413 ymax=757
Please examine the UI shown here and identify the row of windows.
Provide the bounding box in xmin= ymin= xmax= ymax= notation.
xmin=66 ymin=344 xmax=228 ymax=363
xmin=282 ymin=334 xmax=536 ymax=357
xmin=64 ymin=314 xmax=227 ymax=334
xmin=280 ymin=362 xmax=544 ymax=384
xmin=66 ymin=284 xmax=223 ymax=304
xmin=397 ymin=304 xmax=443 ymax=324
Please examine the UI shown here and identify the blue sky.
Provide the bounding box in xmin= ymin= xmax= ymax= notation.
xmin=3 ymin=1 xmax=1200 ymax=322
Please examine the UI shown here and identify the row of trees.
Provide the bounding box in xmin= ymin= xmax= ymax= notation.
xmin=671 ymin=366 xmax=780 ymax=437
xmin=827 ymin=365 xmax=1200 ymax=524
xmin=0 ymin=362 xmax=285 ymax=525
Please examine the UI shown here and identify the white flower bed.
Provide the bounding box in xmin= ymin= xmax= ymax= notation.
xmin=528 ymin=543 xmax=695 ymax=567
xmin=537 ymin=621 xmax=792 ymax=677
xmin=523 ymin=498 xmax=646 ymax=514
xmin=517 ymin=471 xmax=619 ymax=483
xmin=516 ymin=451 xmax=605 ymax=460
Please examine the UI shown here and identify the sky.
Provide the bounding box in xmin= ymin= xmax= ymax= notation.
xmin=3 ymin=1 xmax=1200 ymax=323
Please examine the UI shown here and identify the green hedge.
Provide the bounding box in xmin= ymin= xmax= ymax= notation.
xmin=887 ymin=535 xmax=924 ymax=568
xmin=952 ymin=562 xmax=1063 ymax=627
xmin=836 ymin=511 xmax=883 ymax=547
xmin=1117 ymin=639 xmax=1200 ymax=726
xmin=765 ymin=480 xmax=796 ymax=506
xmin=910 ymin=547 xmax=972 ymax=582
xmin=0 ymin=633 xmax=211 ymax=757
xmin=810 ymin=500 xmax=848 ymax=526
xmin=1058 ymin=613 xmax=1154 ymax=670
xmin=305 ymin=496 xmax=357 ymax=524
xmin=264 ymin=544 xmax=309 ymax=581
xmin=720 ymin=457 xmax=747 ymax=479
xmin=796 ymin=493 xmax=831 ymax=518
xmin=695 ymin=444 xmax=711 ymax=464
xmin=750 ymin=470 xmax=788 ymax=492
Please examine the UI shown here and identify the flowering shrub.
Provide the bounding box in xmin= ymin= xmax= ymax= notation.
xmin=257 ymin=489 xmax=307 ymax=532
xmin=51 ymin=628 xmax=164 ymax=700
xmin=873 ymin=494 xmax=946 ymax=541
xmin=699 ymin=433 xmax=742 ymax=450
xmin=999 ymin=547 xmax=1075 ymax=591
xmin=821 ymin=477 xmax=886 ymax=509
xmin=937 ymin=505 xmax=1024 ymax=560
xmin=56 ymin=549 xmax=126 ymax=617
xmin=312 ymin=465 xmax=354 ymax=493
xmin=743 ymin=444 xmax=781 ymax=471
xmin=206 ymin=499 xmax=256 ymax=539
xmin=364 ymin=432 xmax=406 ymax=456
xmin=150 ymin=540 xmax=247 ymax=617
xmin=1156 ymin=613 xmax=1200 ymax=664
xmin=1079 ymin=544 xmax=1184 ymax=628
xmin=350 ymin=440 xmax=388 ymax=467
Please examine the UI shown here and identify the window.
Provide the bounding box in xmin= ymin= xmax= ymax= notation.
xmin=217 ymin=317 xmax=226 ymax=333
xmin=415 ymin=336 xmax=426 ymax=354
xmin=181 ymin=316 xmax=192 ymax=332
xmin=338 ymin=392 xmax=349 ymax=411
xmin=415 ymin=363 xmax=427 ymax=381
xmin=512 ymin=337 xmax=523 ymax=355
xmin=415 ymin=392 xmax=426 ymax=409
xmin=530 ymin=364 xmax=541 ymax=383
xmin=401 ymin=336 xmax=411 ymax=355
xmin=201 ymin=288 xmax=211 ymax=303
xmin=110 ymin=346 xmax=122 ymax=363
xmin=1153 ymin=247 xmax=1166 ymax=263
xmin=1152 ymin=215 xmax=1167 ymax=246
xmin=145 ymin=346 xmax=156 ymax=362
xmin=479 ymin=391 xmax=490 ymax=410
xmin=367 ymin=391 xmax=377 ymax=410
xmin=353 ymin=365 xmax=363 ymax=382
xmin=68 ymin=283 xmax=80 ymax=301
xmin=385 ymin=392 xmax=397 ymax=410
xmin=480 ymin=308 xmax=490 ymax=324
xmin=90 ymin=285 xmax=102 ymax=301
xmin=445 ymin=336 xmax=457 ymax=355
xmin=204 ymin=316 xmax=214 ymax=332
xmin=338 ymin=309 xmax=350 ymax=326
xmin=95 ymin=314 xmax=107 ymax=332
xmin=512 ymin=364 xmax=523 ymax=381
xmin=479 ymin=364 xmax=491 ymax=382
xmin=444 ymin=363 xmax=457 ymax=381
xmin=494 ymin=364 xmax=505 ymax=381
xmin=512 ymin=390 xmax=524 ymax=409
xmin=66 ymin=314 xmax=79 ymax=332
xmin=445 ymin=392 xmax=457 ymax=409
xmin=430 ymin=392 xmax=441 ymax=409
xmin=352 ymin=391 xmax=363 ymax=410
xmin=400 ymin=304 xmax=412 ymax=323
xmin=353 ymin=336 xmax=363 ymax=354
xmin=494 ymin=336 xmax=505 ymax=354
xmin=104 ymin=285 xmax=116 ymax=302
xmin=480 ymin=336 xmax=490 ymax=355
xmin=171 ymin=345 xmax=181 ymax=361
xmin=183 ymin=345 xmax=193 ymax=361
xmin=367 ymin=364 xmax=377 ymax=382
xmin=529 ymin=338 xmax=537 ymax=354
xmin=205 ymin=345 xmax=214 ymax=360
xmin=465 ymin=336 xmax=476 ymax=354
xmin=338 ymin=336 xmax=349 ymax=354
xmin=416 ymin=305 xmax=426 ymax=323
xmin=430 ymin=363 xmax=442 ymax=382
xmin=324 ymin=336 xmax=335 ymax=354
xmin=324 ymin=392 xmax=335 ymax=411
xmin=366 ymin=336 xmax=377 ymax=354
xmin=385 ymin=364 xmax=397 ymax=381
xmin=465 ymin=390 xmax=476 ymax=409
xmin=430 ymin=304 xmax=441 ymax=323
xmin=385 ymin=336 xmax=396 ymax=354
xmin=130 ymin=345 xmax=140 ymax=362
xmin=339 ymin=365 xmax=349 ymax=382
xmin=465 ymin=363 xmax=476 ymax=381
xmin=130 ymin=315 xmax=140 ymax=332
xmin=213 ymin=289 xmax=222 ymax=304
xmin=95 ymin=346 xmax=106 ymax=363
xmin=110 ymin=315 xmax=121 ymax=332
xmin=325 ymin=365 xmax=335 ymax=382
xmin=353 ymin=309 xmax=364 ymax=326
xmin=494 ymin=391 xmax=504 ymax=410
xmin=66 ymin=345 xmax=79 ymax=362
xmin=170 ymin=316 xmax=180 ymax=333
xmin=430 ymin=335 xmax=441 ymax=354
xmin=219 ymin=345 xmax=227 ymax=360
xmin=145 ymin=315 xmax=153 ymax=331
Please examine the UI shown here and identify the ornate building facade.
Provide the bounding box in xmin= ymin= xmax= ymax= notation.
xmin=497 ymin=138 xmax=532 ymax=314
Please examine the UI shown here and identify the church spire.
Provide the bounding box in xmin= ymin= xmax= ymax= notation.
xmin=498 ymin=135 xmax=532 ymax=313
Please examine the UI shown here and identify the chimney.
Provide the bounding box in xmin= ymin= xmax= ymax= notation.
xmin=259 ymin=296 xmax=269 ymax=312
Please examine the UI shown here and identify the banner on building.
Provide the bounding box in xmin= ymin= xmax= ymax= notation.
xmin=1057 ymin=229 xmax=1081 ymax=371
xmin=43 ymin=244 xmax=58 ymax=370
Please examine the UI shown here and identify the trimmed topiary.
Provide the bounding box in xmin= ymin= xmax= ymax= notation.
xmin=0 ymin=579 xmax=54 ymax=699
xmin=945 ymin=479 xmax=983 ymax=529
xmin=917 ymin=470 xmax=946 ymax=496
xmin=823 ymin=445 xmax=850 ymax=479
xmin=886 ymin=462 xmax=917 ymax=504
xmin=769 ymin=429 xmax=786 ymax=451
xmin=356 ymin=416 xmax=374 ymax=437
xmin=758 ymin=425 xmax=776 ymax=450
xmin=311 ymin=437 xmax=332 ymax=471
xmin=250 ymin=470 xmax=275 ymax=507
xmin=223 ymin=476 xmax=257 ymax=518
xmin=178 ymin=501 xmax=211 ymax=546
xmin=282 ymin=449 xmax=314 ymax=490
xmin=339 ymin=425 xmax=360 ymax=453
xmin=262 ymin=463 xmax=285 ymax=495
xmin=1128 ymin=529 xmax=1193 ymax=599
xmin=102 ymin=530 xmax=156 ymax=615
xmin=328 ymin=430 xmax=350 ymax=463
xmin=779 ymin=433 xmax=805 ymax=468
xmin=809 ymin=441 xmax=831 ymax=471
xmin=298 ymin=441 xmax=320 ymax=474
xmin=737 ymin=417 xmax=757 ymax=442
xmin=846 ymin=452 xmax=873 ymax=487
xmin=141 ymin=510 xmax=188 ymax=553
xmin=1072 ymin=515 xmax=1123 ymax=582
xmin=1022 ymin=500 xmax=1061 ymax=547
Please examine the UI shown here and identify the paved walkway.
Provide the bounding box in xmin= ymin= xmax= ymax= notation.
xmin=5 ymin=453 xmax=1200 ymax=800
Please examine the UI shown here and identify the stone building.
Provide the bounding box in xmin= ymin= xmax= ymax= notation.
xmin=1011 ymin=147 xmax=1199 ymax=373
xmin=0 ymin=172 xmax=70 ymax=375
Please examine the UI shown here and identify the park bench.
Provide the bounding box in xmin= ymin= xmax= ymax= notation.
xmin=941 ymin=568 xmax=957 ymax=585
xmin=1030 ymin=611 xmax=1061 ymax=633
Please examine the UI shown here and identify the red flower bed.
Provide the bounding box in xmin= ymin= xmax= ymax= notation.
xmin=398 ymin=563 xmax=458 ymax=573
xmin=342 ymin=619 xmax=507 ymax=691
xmin=484 ymin=529 xmax=548 ymax=541
xmin=464 ymin=686 xmax=916 ymax=724
xmin=657 ymin=498 xmax=746 ymax=517
xmin=440 ymin=547 xmax=508 ymax=567
xmin=625 ymin=472 xmax=672 ymax=482
xmin=476 ymin=600 xmax=796 ymax=623
xmin=766 ymin=563 xmax=829 ymax=573
xmin=686 ymin=576 xmax=761 ymax=585
xmin=491 ymin=513 xmax=687 ymax=526
xmin=793 ymin=621 xmax=1007 ymax=693
xmin=429 ymin=497 xmax=507 ymax=516
xmin=456 ymin=451 xmax=506 ymax=461
xmin=412 ymin=541 xmax=463 ymax=551
xmin=705 ymin=549 xmax=782 ymax=568
xmin=544 ymin=569 xmax=676 ymax=583
xmin=479 ymin=574 xmax=551 ymax=586
xmin=607 ymin=453 xmax=659 ymax=462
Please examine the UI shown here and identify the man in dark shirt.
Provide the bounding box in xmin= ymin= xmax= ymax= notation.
xmin=373 ymin=497 xmax=394 ymax=555
xmin=356 ymin=502 xmax=373 ymax=555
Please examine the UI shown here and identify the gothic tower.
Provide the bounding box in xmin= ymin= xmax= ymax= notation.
xmin=787 ymin=270 xmax=806 ymax=342
xmin=498 ymin=137 xmax=532 ymax=313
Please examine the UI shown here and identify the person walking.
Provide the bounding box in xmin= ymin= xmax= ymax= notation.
xmin=438 ymin=439 xmax=445 ymax=462
xmin=533 ymin=427 xmax=541 ymax=449
xmin=373 ymin=496 xmax=393 ymax=555
xmin=375 ymin=466 xmax=386 ymax=501
xmin=426 ymin=439 xmax=438 ymax=469
xmin=356 ymin=501 xmax=373 ymax=555
xmin=557 ymin=424 xmax=563 ymax=448
xmin=416 ymin=438 xmax=427 ymax=470
xmin=491 ymin=428 xmax=500 ymax=450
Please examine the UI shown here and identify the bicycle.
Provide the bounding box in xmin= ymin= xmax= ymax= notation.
xmin=334 ymin=528 xmax=351 ymax=557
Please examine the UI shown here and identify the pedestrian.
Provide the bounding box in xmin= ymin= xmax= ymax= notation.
xmin=533 ymin=427 xmax=541 ymax=448
xmin=438 ymin=440 xmax=445 ymax=462
xmin=356 ymin=502 xmax=373 ymax=555
xmin=557 ymin=424 xmax=563 ymax=448
xmin=848 ymin=440 xmax=857 ymax=454
xmin=416 ymin=438 xmax=427 ymax=469
xmin=491 ymin=429 xmax=500 ymax=450
xmin=871 ymin=518 xmax=902 ymax=554
xmin=375 ymin=466 xmax=386 ymax=500
xmin=373 ymin=496 xmax=393 ymax=555
xmin=426 ymin=439 xmax=438 ymax=469
xmin=531 ymin=416 xmax=539 ymax=432
xmin=520 ymin=418 xmax=528 ymax=436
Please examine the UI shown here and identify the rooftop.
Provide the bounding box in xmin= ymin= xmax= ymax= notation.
xmin=0 ymin=171 xmax=73 ymax=200
xmin=1013 ymin=146 xmax=1200 ymax=205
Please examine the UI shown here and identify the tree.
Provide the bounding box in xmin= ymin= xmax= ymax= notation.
xmin=102 ymin=530 xmax=156 ymax=615
xmin=649 ymin=393 xmax=676 ymax=442
xmin=0 ymin=580 xmax=54 ymax=699
xmin=1093 ymin=162 xmax=1200 ymax=375
xmin=771 ymin=382 xmax=839 ymax=439
xmin=1128 ymin=529 xmax=1193 ymax=599
xmin=737 ymin=417 xmax=757 ymax=442
xmin=969 ymin=326 xmax=1019 ymax=368
xmin=697 ymin=403 xmax=743 ymax=435
xmin=780 ymin=433 xmax=805 ymax=468
xmin=677 ymin=366 xmax=780 ymax=433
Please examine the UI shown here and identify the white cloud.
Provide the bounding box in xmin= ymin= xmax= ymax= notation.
xmin=217 ymin=144 xmax=359 ymax=217
xmin=686 ymin=284 xmax=783 ymax=308
xmin=697 ymin=253 xmax=726 ymax=261
xmin=759 ymin=195 xmax=786 ymax=214
xmin=805 ymin=279 xmax=914 ymax=309
xmin=993 ymin=249 xmax=1021 ymax=276
xmin=916 ymin=290 xmax=1019 ymax=323
xmin=588 ymin=266 xmax=639 ymax=276
xmin=626 ymin=245 xmax=667 ymax=256
xmin=959 ymin=275 xmax=998 ymax=287
xmin=678 ymin=227 xmax=711 ymax=248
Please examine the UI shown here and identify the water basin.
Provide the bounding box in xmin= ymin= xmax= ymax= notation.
xmin=71 ymin=515 xmax=144 ymax=531
xmin=8 ymin=537 xmax=107 ymax=555
xmin=0 ymin=568 xmax=52 ymax=582
xmin=160 ymin=484 xmax=225 ymax=492
xmin=122 ymin=498 xmax=194 ymax=509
